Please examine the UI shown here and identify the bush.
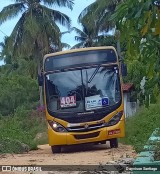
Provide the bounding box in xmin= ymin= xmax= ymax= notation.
xmin=0 ymin=138 xmax=31 ymax=154
xmin=120 ymin=99 xmax=160 ymax=152
xmin=0 ymin=74 xmax=39 ymax=115
xmin=154 ymin=129 xmax=160 ymax=161
xmin=154 ymin=142 xmax=160 ymax=161
xmin=0 ymin=106 xmax=47 ymax=153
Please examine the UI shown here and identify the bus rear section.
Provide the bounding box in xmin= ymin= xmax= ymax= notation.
xmin=41 ymin=46 xmax=125 ymax=153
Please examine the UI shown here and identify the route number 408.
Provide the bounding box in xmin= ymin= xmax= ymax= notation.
xmin=60 ymin=95 xmax=76 ymax=108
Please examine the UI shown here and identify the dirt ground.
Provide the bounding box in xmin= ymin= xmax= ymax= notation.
xmin=0 ymin=143 xmax=136 ymax=174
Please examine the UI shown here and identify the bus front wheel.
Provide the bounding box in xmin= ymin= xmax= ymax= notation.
xmin=110 ymin=138 xmax=118 ymax=148
xmin=51 ymin=145 xmax=61 ymax=153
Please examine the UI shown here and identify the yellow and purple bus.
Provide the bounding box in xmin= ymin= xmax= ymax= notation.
xmin=39 ymin=46 xmax=127 ymax=153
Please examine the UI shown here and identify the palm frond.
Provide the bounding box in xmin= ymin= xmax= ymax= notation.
xmin=95 ymin=35 xmax=116 ymax=47
xmin=72 ymin=27 xmax=87 ymax=38
xmin=43 ymin=0 xmax=74 ymax=10
xmin=78 ymin=1 xmax=98 ymax=23
xmin=61 ymin=42 xmax=71 ymax=49
xmin=8 ymin=14 xmax=26 ymax=55
xmin=79 ymin=0 xmax=122 ymax=33
xmin=98 ymin=11 xmax=115 ymax=32
xmin=71 ymin=42 xmax=84 ymax=49
xmin=52 ymin=10 xmax=71 ymax=29
xmin=24 ymin=11 xmax=40 ymax=38
xmin=41 ymin=5 xmax=71 ymax=29
xmin=0 ymin=37 xmax=11 ymax=57
xmin=40 ymin=6 xmax=62 ymax=44
xmin=0 ymin=42 xmax=5 ymax=48
xmin=1 ymin=0 xmax=71 ymax=63
xmin=75 ymin=36 xmax=86 ymax=42
xmin=0 ymin=3 xmax=25 ymax=25
xmin=61 ymin=30 xmax=71 ymax=35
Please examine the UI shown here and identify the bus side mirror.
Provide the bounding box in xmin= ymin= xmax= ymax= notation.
xmin=38 ymin=74 xmax=43 ymax=86
xmin=121 ymin=63 xmax=127 ymax=76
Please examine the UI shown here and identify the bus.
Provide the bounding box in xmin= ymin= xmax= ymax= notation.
xmin=39 ymin=46 xmax=127 ymax=153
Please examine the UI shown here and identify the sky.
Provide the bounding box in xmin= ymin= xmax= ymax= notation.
xmin=0 ymin=0 xmax=95 ymax=65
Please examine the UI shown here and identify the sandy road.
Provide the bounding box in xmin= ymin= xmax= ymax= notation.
xmin=0 ymin=143 xmax=136 ymax=174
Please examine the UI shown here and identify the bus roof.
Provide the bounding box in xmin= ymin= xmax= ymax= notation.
xmin=43 ymin=46 xmax=117 ymax=61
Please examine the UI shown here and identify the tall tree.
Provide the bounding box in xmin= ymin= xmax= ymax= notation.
xmin=76 ymin=0 xmax=121 ymax=52
xmin=0 ymin=0 xmax=74 ymax=106
xmin=71 ymin=24 xmax=98 ymax=48
xmin=78 ymin=0 xmax=122 ymax=32
xmin=71 ymin=24 xmax=114 ymax=49
xmin=0 ymin=0 xmax=74 ymax=70
xmin=111 ymin=0 xmax=160 ymax=104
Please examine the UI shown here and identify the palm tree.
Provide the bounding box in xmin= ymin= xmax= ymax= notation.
xmin=71 ymin=25 xmax=97 ymax=48
xmin=0 ymin=0 xmax=74 ymax=70
xmin=78 ymin=0 xmax=122 ymax=32
xmin=71 ymin=24 xmax=114 ymax=49
xmin=0 ymin=0 xmax=74 ymax=106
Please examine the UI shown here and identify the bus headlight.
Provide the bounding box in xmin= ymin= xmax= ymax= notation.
xmin=48 ymin=120 xmax=67 ymax=132
xmin=106 ymin=111 xmax=123 ymax=127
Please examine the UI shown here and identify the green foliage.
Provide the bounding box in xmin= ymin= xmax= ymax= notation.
xmin=121 ymin=98 xmax=160 ymax=152
xmin=0 ymin=0 xmax=74 ymax=75
xmin=0 ymin=106 xmax=47 ymax=153
xmin=71 ymin=25 xmax=115 ymax=49
xmin=123 ymin=59 xmax=147 ymax=104
xmin=78 ymin=0 xmax=121 ymax=32
xmin=111 ymin=0 xmax=160 ymax=105
xmin=0 ymin=0 xmax=76 ymax=154
xmin=154 ymin=142 xmax=160 ymax=161
xmin=0 ymin=69 xmax=39 ymax=115
xmin=124 ymin=58 xmax=144 ymax=80
xmin=154 ymin=129 xmax=160 ymax=161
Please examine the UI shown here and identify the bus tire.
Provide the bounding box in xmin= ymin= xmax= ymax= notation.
xmin=51 ymin=145 xmax=61 ymax=153
xmin=110 ymin=138 xmax=118 ymax=148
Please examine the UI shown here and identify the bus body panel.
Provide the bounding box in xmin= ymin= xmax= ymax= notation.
xmin=43 ymin=46 xmax=118 ymax=62
xmin=46 ymin=104 xmax=125 ymax=146
xmin=47 ymin=118 xmax=125 ymax=146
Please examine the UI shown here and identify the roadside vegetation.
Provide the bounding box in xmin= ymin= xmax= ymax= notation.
xmin=121 ymin=98 xmax=160 ymax=152
xmin=154 ymin=142 xmax=160 ymax=161
xmin=153 ymin=128 xmax=160 ymax=161
xmin=0 ymin=0 xmax=160 ymax=154
xmin=0 ymin=0 xmax=73 ymax=154
xmin=0 ymin=106 xmax=47 ymax=154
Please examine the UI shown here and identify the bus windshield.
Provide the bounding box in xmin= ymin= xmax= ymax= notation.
xmin=45 ymin=65 xmax=121 ymax=114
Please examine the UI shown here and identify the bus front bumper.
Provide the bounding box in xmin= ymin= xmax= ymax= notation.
xmin=48 ymin=121 xmax=125 ymax=146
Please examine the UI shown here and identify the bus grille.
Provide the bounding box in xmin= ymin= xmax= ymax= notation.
xmin=74 ymin=131 xmax=100 ymax=140
xmin=67 ymin=122 xmax=104 ymax=132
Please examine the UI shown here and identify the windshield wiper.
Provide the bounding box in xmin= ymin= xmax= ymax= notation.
xmin=87 ymin=66 xmax=101 ymax=83
xmin=85 ymin=66 xmax=100 ymax=96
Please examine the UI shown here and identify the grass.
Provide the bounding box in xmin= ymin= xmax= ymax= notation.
xmin=120 ymin=99 xmax=160 ymax=152
xmin=0 ymin=106 xmax=47 ymax=154
xmin=154 ymin=142 xmax=160 ymax=161
xmin=153 ymin=129 xmax=160 ymax=161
